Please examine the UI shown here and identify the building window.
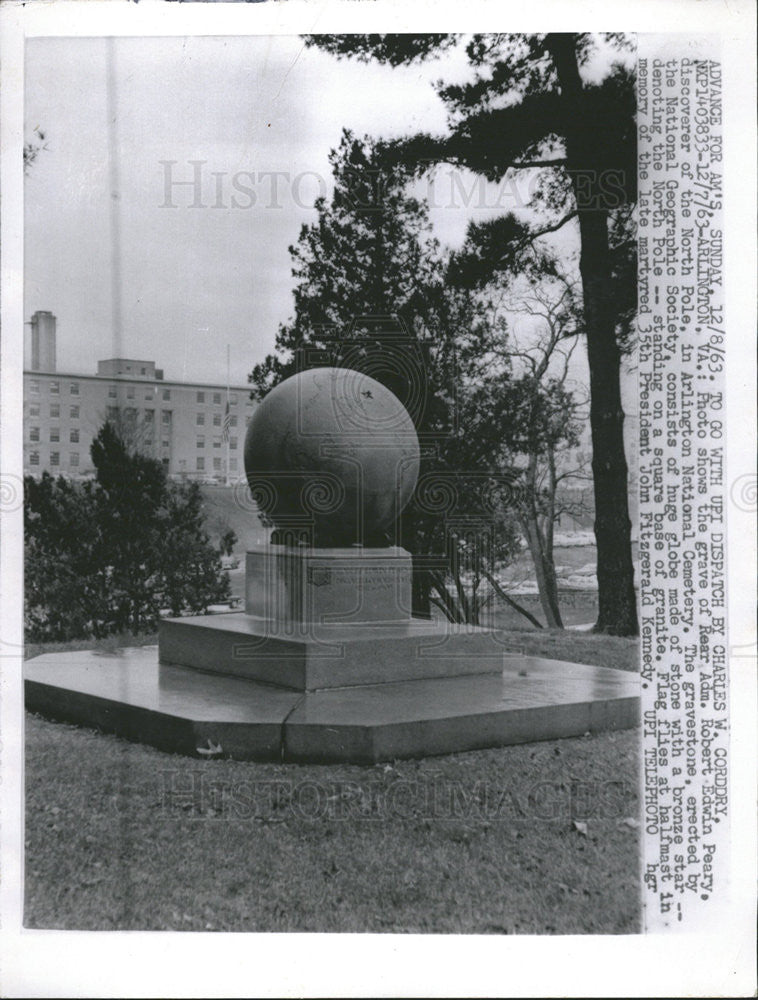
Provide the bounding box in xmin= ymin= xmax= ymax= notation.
xmin=29 ymin=404 xmax=40 ymax=417
xmin=70 ymin=429 xmax=79 ymax=443
xmin=109 ymin=384 xmax=117 ymax=398
xmin=107 ymin=406 xmax=119 ymax=421
xmin=196 ymin=413 xmax=205 ymax=425
xmin=70 ymin=405 xmax=79 ymax=419
xmin=162 ymin=439 xmax=170 ymax=449
xmin=50 ymin=452 xmax=60 ymax=466
xmin=230 ymin=393 xmax=238 ymax=404
xmin=144 ymin=409 xmax=154 ymax=421
xmin=29 ymin=427 xmax=40 ymax=442
xmin=213 ymin=437 xmax=221 ymax=449
xmin=50 ymin=381 xmax=59 ymax=394
xmin=70 ymin=453 xmax=79 ymax=467
xmin=50 ymin=404 xmax=60 ymax=418
xmin=196 ymin=436 xmax=205 ymax=449
xmin=70 ymin=382 xmax=80 ymax=395
xmin=213 ymin=457 xmax=221 ymax=471
xmin=230 ymin=415 xmax=237 ymax=427
xmin=229 ymin=458 xmax=237 ymax=471
xmin=127 ymin=385 xmax=135 ymax=399
xmin=196 ymin=456 xmax=205 ymax=471
xmin=162 ymin=411 xmax=171 ymax=425
xmin=197 ymin=391 xmax=205 ymax=403
xmin=30 ymin=380 xmax=40 ymax=394
xmin=145 ymin=389 xmax=153 ymax=400
xmin=50 ymin=427 xmax=60 ymax=443
xmin=213 ymin=413 xmax=221 ymax=427
xmin=229 ymin=437 xmax=237 ymax=450
xmin=163 ymin=389 xmax=171 ymax=400
xmin=213 ymin=393 xmax=221 ymax=405
xmin=140 ymin=367 xmax=146 ymax=375
xmin=29 ymin=451 xmax=40 ymax=466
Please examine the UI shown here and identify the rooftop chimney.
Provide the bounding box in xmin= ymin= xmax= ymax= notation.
xmin=30 ymin=311 xmax=57 ymax=372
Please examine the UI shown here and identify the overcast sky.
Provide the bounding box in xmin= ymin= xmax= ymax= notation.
xmin=24 ymin=33 xmax=636 ymax=404
xmin=25 ymin=34 xmax=505 ymax=385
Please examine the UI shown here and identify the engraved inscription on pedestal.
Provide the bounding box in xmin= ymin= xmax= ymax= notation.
xmin=245 ymin=545 xmax=413 ymax=626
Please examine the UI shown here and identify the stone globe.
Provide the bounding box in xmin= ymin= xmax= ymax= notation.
xmin=244 ymin=367 xmax=420 ymax=547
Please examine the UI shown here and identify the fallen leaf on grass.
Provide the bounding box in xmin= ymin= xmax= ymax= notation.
xmin=617 ymin=817 xmax=640 ymax=829
xmin=572 ymin=821 xmax=588 ymax=836
xmin=80 ymin=875 xmax=104 ymax=887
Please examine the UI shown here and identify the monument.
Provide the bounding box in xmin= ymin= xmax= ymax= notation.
xmin=25 ymin=367 xmax=639 ymax=762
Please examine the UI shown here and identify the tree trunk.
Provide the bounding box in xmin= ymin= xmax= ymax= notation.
xmin=521 ymin=450 xmax=563 ymax=628
xmin=542 ymin=443 xmax=564 ymax=628
xmin=545 ymin=33 xmax=639 ymax=636
xmin=522 ymin=514 xmax=563 ymax=628
xmin=577 ymin=214 xmax=638 ymax=635
xmin=540 ymin=539 xmax=563 ymax=628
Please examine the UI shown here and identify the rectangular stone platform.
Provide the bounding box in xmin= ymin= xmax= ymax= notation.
xmin=284 ymin=663 xmax=640 ymax=763
xmin=24 ymin=645 xmax=639 ymax=764
xmin=25 ymin=648 xmax=301 ymax=760
xmin=158 ymin=612 xmax=508 ymax=691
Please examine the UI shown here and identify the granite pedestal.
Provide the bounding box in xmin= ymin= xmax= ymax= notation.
xmin=244 ymin=545 xmax=413 ymax=624
xmin=25 ymin=545 xmax=640 ymax=763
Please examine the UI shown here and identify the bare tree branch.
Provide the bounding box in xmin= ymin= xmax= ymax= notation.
xmin=482 ymin=569 xmax=544 ymax=629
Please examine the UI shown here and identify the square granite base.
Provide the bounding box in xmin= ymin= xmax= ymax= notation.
xmin=25 ymin=645 xmax=639 ymax=764
xmin=158 ymin=612 xmax=509 ymax=690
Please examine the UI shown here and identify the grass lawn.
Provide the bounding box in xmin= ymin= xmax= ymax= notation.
xmin=24 ymin=629 xmax=640 ymax=934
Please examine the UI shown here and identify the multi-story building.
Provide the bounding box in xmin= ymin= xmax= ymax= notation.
xmin=24 ymin=312 xmax=255 ymax=480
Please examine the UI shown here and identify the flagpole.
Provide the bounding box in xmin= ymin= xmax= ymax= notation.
xmin=225 ymin=344 xmax=231 ymax=487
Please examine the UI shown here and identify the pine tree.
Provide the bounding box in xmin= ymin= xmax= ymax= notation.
xmin=306 ymin=33 xmax=638 ymax=636
xmin=250 ymin=132 xmax=522 ymax=619
xmin=251 ymin=130 xmax=463 ymax=405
